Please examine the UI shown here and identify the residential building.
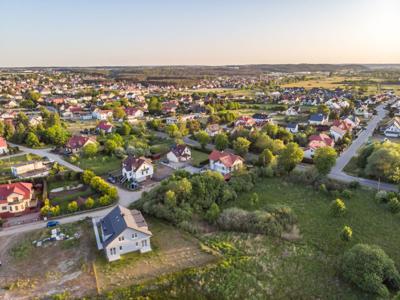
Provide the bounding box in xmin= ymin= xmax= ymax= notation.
xmin=65 ymin=135 xmax=97 ymax=154
xmin=92 ymin=108 xmax=113 ymax=120
xmin=94 ymin=205 xmax=152 ymax=262
xmin=11 ymin=161 xmax=50 ymax=179
xmin=0 ymin=182 xmax=35 ymax=218
xmin=167 ymin=145 xmax=191 ymax=163
xmin=384 ymin=117 xmax=400 ymax=137
xmin=308 ymin=114 xmax=329 ymax=125
xmin=208 ymin=150 xmax=244 ymax=179
xmin=122 ymin=156 xmax=154 ymax=182
xmin=0 ymin=137 xmax=8 ymax=154
xmin=286 ymin=123 xmax=299 ymax=133
xmin=96 ymin=121 xmax=114 ymax=134
xmin=304 ymin=133 xmax=335 ymax=159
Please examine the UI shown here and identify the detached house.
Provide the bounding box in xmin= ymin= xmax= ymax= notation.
xmin=0 ymin=182 xmax=34 ymax=218
xmin=167 ymin=145 xmax=191 ymax=163
xmin=92 ymin=109 xmax=113 ymax=120
xmin=308 ymin=114 xmax=329 ymax=125
xmin=384 ymin=117 xmax=400 ymax=137
xmin=94 ymin=205 xmax=152 ymax=262
xmin=65 ymin=135 xmax=97 ymax=154
xmin=208 ymin=150 xmax=244 ymax=179
xmin=304 ymin=133 xmax=335 ymax=159
xmin=124 ymin=107 xmax=144 ymax=123
xmin=96 ymin=121 xmax=114 ymax=134
xmin=122 ymin=156 xmax=154 ymax=182
xmin=0 ymin=137 xmax=8 ymax=154
xmin=205 ymin=124 xmax=222 ymax=137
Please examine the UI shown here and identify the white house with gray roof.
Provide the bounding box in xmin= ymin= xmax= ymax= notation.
xmin=93 ymin=205 xmax=152 ymax=261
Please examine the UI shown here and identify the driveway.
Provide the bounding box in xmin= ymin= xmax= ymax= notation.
xmin=328 ymin=101 xmax=398 ymax=192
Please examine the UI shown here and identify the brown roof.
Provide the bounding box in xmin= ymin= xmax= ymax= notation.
xmin=66 ymin=135 xmax=95 ymax=149
xmin=208 ymin=150 xmax=243 ymax=168
xmin=122 ymin=156 xmax=152 ymax=172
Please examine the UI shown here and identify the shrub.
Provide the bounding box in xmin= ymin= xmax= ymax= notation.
xmin=250 ymin=193 xmax=259 ymax=206
xmin=341 ymin=189 xmax=353 ymax=199
xmin=67 ymin=201 xmax=78 ymax=213
xmin=349 ymin=181 xmax=360 ymax=189
xmin=99 ymin=195 xmax=111 ymax=206
xmin=341 ymin=244 xmax=400 ymax=297
xmin=389 ymin=198 xmax=400 ymax=214
xmin=340 ymin=226 xmax=352 ymax=242
xmin=177 ymin=221 xmax=199 ymax=235
xmin=375 ymin=190 xmax=388 ymax=203
xmin=259 ymin=166 xmax=274 ymax=178
xmin=85 ymin=197 xmax=95 ymax=209
xmin=205 ymin=203 xmax=220 ymax=223
xmin=330 ymin=199 xmax=346 ymax=217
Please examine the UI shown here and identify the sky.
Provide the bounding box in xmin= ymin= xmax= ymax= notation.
xmin=0 ymin=0 xmax=399 ymax=67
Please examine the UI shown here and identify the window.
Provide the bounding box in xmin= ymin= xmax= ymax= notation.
xmin=132 ymin=233 xmax=137 ymax=239
xmin=118 ymin=236 xmax=124 ymax=241
xmin=120 ymin=246 xmax=123 ymax=250
xmin=2 ymin=206 xmax=6 ymax=211
xmin=136 ymin=242 xmax=138 ymax=246
xmin=110 ymin=248 xmax=116 ymax=255
xmin=142 ymin=240 xmax=147 ymax=247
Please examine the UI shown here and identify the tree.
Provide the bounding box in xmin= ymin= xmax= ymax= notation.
xmin=148 ymin=97 xmax=161 ymax=114
xmin=263 ymin=123 xmax=278 ymax=138
xmin=119 ymin=122 xmax=131 ymax=136
xmin=253 ymin=133 xmax=272 ymax=153
xmin=195 ymin=130 xmax=210 ymax=149
xmin=104 ymin=139 xmax=118 ymax=154
xmin=113 ymin=107 xmax=126 ymax=120
xmin=340 ymin=225 xmax=352 ymax=241
xmin=67 ymin=201 xmax=78 ymax=212
xmin=205 ymin=202 xmax=220 ymax=223
xmin=330 ymin=198 xmax=346 ymax=217
xmin=259 ymin=149 xmax=274 ymax=167
xmin=341 ymin=244 xmax=400 ymax=297
xmin=313 ymin=146 xmax=337 ymax=175
xmin=82 ymin=170 xmax=96 ymax=185
xmin=165 ymin=190 xmax=177 ymax=207
xmin=276 ymin=128 xmax=293 ymax=144
xmin=215 ymin=133 xmax=229 ymax=151
xmin=83 ymin=143 xmax=98 ymax=157
xmin=166 ymin=124 xmax=180 ymax=138
xmin=4 ymin=123 xmax=15 ymax=140
xmin=389 ymin=197 xmax=400 ymax=214
xmin=85 ymin=197 xmax=95 ymax=209
xmin=26 ymin=132 xmax=40 ymax=148
xmin=233 ymin=137 xmax=250 ymax=156
xmin=365 ymin=142 xmax=400 ymax=181
xmin=278 ymin=142 xmax=304 ymax=173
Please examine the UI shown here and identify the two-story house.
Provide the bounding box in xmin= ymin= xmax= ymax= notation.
xmin=208 ymin=150 xmax=244 ymax=179
xmin=167 ymin=145 xmax=191 ymax=163
xmin=122 ymin=156 xmax=154 ymax=182
xmin=93 ymin=205 xmax=152 ymax=262
xmin=0 ymin=182 xmax=34 ymax=218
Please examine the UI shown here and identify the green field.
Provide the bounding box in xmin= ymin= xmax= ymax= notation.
xmin=106 ymin=177 xmax=400 ymax=299
xmin=190 ymin=149 xmax=209 ymax=167
xmin=72 ymin=154 xmax=121 ymax=175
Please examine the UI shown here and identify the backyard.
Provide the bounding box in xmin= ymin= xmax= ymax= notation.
xmin=0 ymin=153 xmax=42 ymax=183
xmin=71 ymin=154 xmax=121 ymax=175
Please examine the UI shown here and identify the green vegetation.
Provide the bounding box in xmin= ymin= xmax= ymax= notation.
xmin=71 ymin=154 xmax=121 ymax=175
xmin=190 ymin=149 xmax=209 ymax=167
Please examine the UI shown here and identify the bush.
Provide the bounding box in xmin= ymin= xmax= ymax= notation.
xmin=259 ymin=166 xmax=274 ymax=178
xmin=375 ymin=190 xmax=388 ymax=203
xmin=217 ymin=206 xmax=296 ymax=237
xmin=341 ymin=189 xmax=353 ymax=199
xmin=205 ymin=203 xmax=220 ymax=223
xmin=341 ymin=244 xmax=400 ymax=297
xmin=349 ymin=181 xmax=360 ymax=189
xmin=389 ymin=198 xmax=400 ymax=214
xmin=67 ymin=201 xmax=78 ymax=213
xmin=340 ymin=225 xmax=352 ymax=242
xmin=330 ymin=199 xmax=346 ymax=217
xmin=177 ymin=221 xmax=199 ymax=235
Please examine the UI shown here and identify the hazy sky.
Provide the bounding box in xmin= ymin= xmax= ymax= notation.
xmin=0 ymin=0 xmax=399 ymax=67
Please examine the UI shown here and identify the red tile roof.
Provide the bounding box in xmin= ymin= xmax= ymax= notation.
xmin=0 ymin=137 xmax=7 ymax=148
xmin=66 ymin=135 xmax=94 ymax=149
xmin=97 ymin=121 xmax=113 ymax=131
xmin=0 ymin=182 xmax=32 ymax=204
xmin=208 ymin=150 xmax=243 ymax=168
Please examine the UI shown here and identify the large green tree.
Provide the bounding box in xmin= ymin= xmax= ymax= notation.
xmin=278 ymin=142 xmax=304 ymax=173
xmin=313 ymin=146 xmax=337 ymax=175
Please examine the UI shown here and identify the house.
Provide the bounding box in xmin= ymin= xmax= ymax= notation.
xmin=208 ymin=150 xmax=244 ymax=179
xmin=383 ymin=117 xmax=400 ymax=137
xmin=0 ymin=137 xmax=8 ymax=154
xmin=122 ymin=156 xmax=154 ymax=182
xmin=28 ymin=115 xmax=43 ymax=127
xmin=286 ymin=123 xmax=299 ymax=133
xmin=252 ymin=113 xmax=272 ymax=125
xmin=94 ymin=205 xmax=152 ymax=262
xmin=285 ymin=107 xmax=299 ymax=116
xmin=92 ymin=108 xmax=113 ymax=120
xmin=65 ymin=135 xmax=97 ymax=154
xmin=11 ymin=161 xmax=50 ymax=179
xmin=234 ymin=116 xmax=255 ymax=128
xmin=304 ymin=133 xmax=335 ymax=159
xmin=308 ymin=114 xmax=329 ymax=125
xmin=341 ymin=115 xmax=360 ymax=128
xmin=205 ymin=124 xmax=222 ymax=137
xmin=330 ymin=126 xmax=347 ymax=142
xmin=124 ymin=107 xmax=144 ymax=123
xmin=167 ymin=145 xmax=191 ymax=163
xmin=0 ymin=182 xmax=35 ymax=218
xmin=96 ymin=121 xmax=114 ymax=134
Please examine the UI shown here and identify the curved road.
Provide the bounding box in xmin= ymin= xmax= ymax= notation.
xmin=329 ymin=101 xmax=398 ymax=192
xmin=0 ymin=144 xmax=157 ymax=237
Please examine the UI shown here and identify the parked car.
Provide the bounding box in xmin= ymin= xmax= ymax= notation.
xmin=46 ymin=221 xmax=60 ymax=228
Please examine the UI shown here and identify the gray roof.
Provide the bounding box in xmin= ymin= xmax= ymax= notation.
xmin=101 ymin=205 xmax=152 ymax=247
xmin=309 ymin=113 xmax=326 ymax=122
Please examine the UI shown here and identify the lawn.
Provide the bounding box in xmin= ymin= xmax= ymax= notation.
xmin=343 ymin=156 xmax=361 ymax=177
xmin=191 ymin=149 xmax=209 ymax=167
xmin=94 ymin=218 xmax=217 ymax=292
xmin=72 ymin=154 xmax=122 ymax=175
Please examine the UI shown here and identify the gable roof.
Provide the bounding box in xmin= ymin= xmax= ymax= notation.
xmin=0 ymin=182 xmax=32 ymax=203
xmin=208 ymin=150 xmax=243 ymax=168
xmin=170 ymin=144 xmax=190 ymax=158
xmin=309 ymin=113 xmax=326 ymax=122
xmin=122 ymin=156 xmax=152 ymax=172
xmin=66 ymin=135 xmax=95 ymax=149
xmin=97 ymin=121 xmax=113 ymax=131
xmin=101 ymin=206 xmax=152 ymax=247
xmin=0 ymin=137 xmax=7 ymax=148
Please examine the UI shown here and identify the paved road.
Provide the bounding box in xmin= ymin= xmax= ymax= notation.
xmin=0 ymin=144 xmax=158 ymax=237
xmin=328 ymin=101 xmax=398 ymax=192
